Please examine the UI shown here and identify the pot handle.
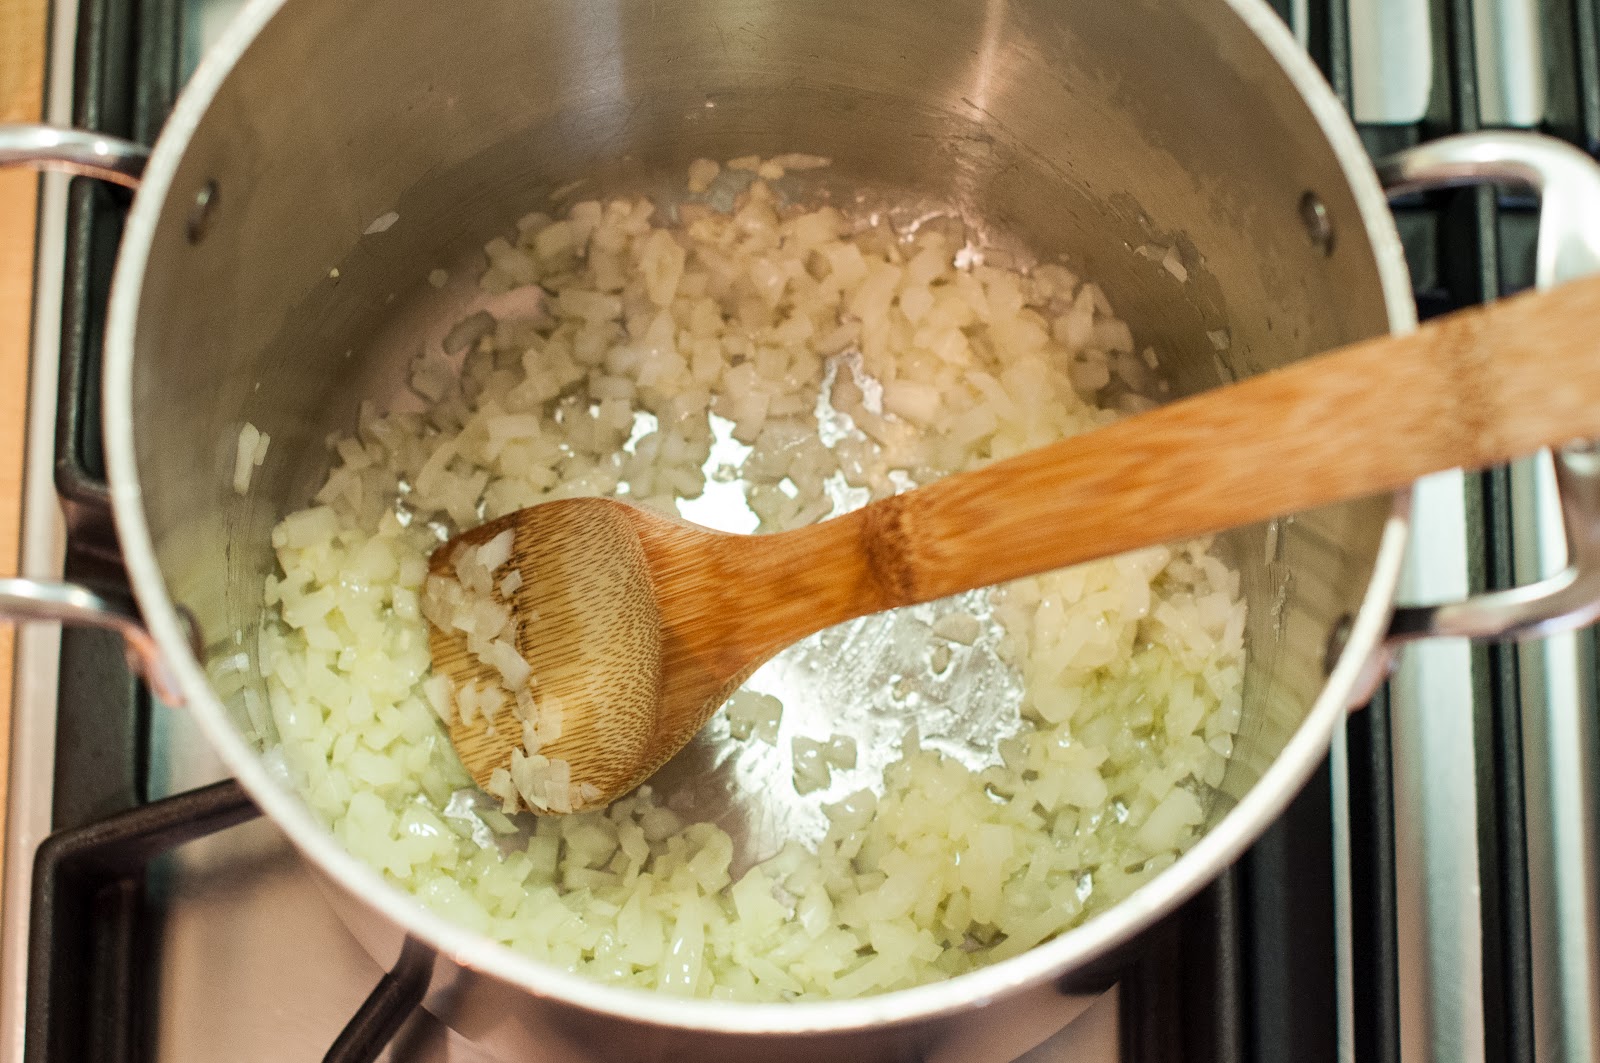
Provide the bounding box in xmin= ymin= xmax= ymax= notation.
xmin=0 ymin=123 xmax=147 ymax=187
xmin=1375 ymin=131 xmax=1600 ymax=646
xmin=0 ymin=580 xmax=192 ymax=705
xmin=0 ymin=125 xmax=176 ymax=699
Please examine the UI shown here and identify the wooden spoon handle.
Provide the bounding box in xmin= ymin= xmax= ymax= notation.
xmin=814 ymin=272 xmax=1600 ymax=613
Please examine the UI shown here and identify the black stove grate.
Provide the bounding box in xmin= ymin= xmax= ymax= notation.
xmin=24 ymin=781 xmax=258 ymax=1063
xmin=30 ymin=0 xmax=1595 ymax=1060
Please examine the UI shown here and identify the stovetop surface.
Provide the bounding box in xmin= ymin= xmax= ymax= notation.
xmin=8 ymin=0 xmax=1600 ymax=1060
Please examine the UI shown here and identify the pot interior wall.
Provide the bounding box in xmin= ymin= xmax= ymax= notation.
xmin=128 ymin=0 xmax=1393 ymax=888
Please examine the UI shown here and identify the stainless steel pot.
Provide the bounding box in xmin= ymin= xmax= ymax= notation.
xmin=6 ymin=0 xmax=1600 ymax=1059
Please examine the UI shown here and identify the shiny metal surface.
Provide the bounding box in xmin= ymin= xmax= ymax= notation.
xmin=11 ymin=0 xmax=1592 ymax=1058
xmin=1487 ymin=127 xmax=1600 ymax=1063
xmin=0 ymin=4 xmax=80 ymax=1059
xmin=1287 ymin=0 xmax=1310 ymax=46
xmin=1329 ymin=722 xmax=1356 ymax=1061
xmin=0 ymin=123 xmax=147 ymax=187
xmin=1349 ymin=0 xmax=1433 ymax=124
xmin=0 ymin=577 xmax=185 ymax=704
xmin=1389 ymin=470 xmax=1486 ymax=1063
xmin=147 ymin=702 xmax=1123 ymax=1062
xmin=154 ymin=788 xmax=1121 ymax=1063
xmin=1513 ymin=454 xmax=1600 ymax=1063
xmin=0 ymin=124 xmax=158 ymax=759
xmin=1472 ymin=0 xmax=1546 ymax=126
xmin=155 ymin=813 xmax=504 ymax=1063
xmin=1377 ymin=133 xmax=1600 ymax=648
xmin=99 ymin=0 xmax=1421 ymax=1056
xmin=1386 ymin=445 xmax=1600 ymax=643
xmin=1374 ymin=130 xmax=1600 ymax=1063
xmin=1376 ymin=133 xmax=1600 ymax=284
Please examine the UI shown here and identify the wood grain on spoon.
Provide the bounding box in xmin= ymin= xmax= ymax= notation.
xmin=431 ymin=271 xmax=1600 ymax=811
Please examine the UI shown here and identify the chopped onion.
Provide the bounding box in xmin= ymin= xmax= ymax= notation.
xmin=256 ymin=154 xmax=1247 ymax=1003
xmin=232 ymin=422 xmax=268 ymax=495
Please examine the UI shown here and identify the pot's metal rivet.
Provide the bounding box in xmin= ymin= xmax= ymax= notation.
xmin=1299 ymin=191 xmax=1335 ymax=256
xmin=1324 ymin=613 xmax=1354 ymax=675
xmin=186 ymin=180 xmax=218 ymax=244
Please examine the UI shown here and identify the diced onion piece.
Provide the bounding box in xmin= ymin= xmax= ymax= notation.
xmin=233 ymin=423 xmax=263 ymax=495
xmin=932 ymin=612 xmax=981 ymax=645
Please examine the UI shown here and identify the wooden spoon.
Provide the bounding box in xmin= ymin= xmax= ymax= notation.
xmin=429 ymin=272 xmax=1600 ymax=813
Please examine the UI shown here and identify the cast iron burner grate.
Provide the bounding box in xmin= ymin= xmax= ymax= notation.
xmin=30 ymin=0 xmax=1592 ymax=1058
xmin=23 ymin=776 xmax=436 ymax=1063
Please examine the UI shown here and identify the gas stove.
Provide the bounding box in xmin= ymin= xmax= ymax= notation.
xmin=3 ymin=0 xmax=1597 ymax=1060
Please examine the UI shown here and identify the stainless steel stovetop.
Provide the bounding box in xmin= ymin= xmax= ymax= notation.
xmin=3 ymin=0 xmax=1597 ymax=1060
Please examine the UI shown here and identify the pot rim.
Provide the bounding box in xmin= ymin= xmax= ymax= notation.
xmin=102 ymin=0 xmax=1418 ymax=1036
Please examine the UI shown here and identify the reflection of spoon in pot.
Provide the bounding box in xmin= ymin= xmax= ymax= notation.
xmin=429 ymin=273 xmax=1600 ymax=813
